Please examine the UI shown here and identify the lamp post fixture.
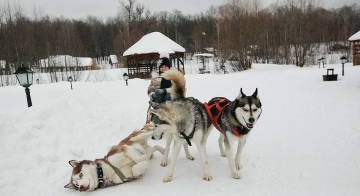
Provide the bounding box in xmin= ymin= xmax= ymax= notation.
xmin=123 ymin=73 xmax=129 ymax=86
xmin=340 ymin=56 xmax=347 ymax=76
xmin=14 ymin=63 xmax=34 ymax=107
xmin=220 ymin=65 xmax=226 ymax=74
xmin=68 ymin=76 xmax=73 ymax=90
xmin=320 ymin=57 xmax=325 ymax=68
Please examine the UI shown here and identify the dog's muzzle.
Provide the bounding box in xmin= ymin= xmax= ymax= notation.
xmin=151 ymin=125 xmax=163 ymax=140
xmin=243 ymin=117 xmax=255 ymax=129
xmin=151 ymin=132 xmax=163 ymax=140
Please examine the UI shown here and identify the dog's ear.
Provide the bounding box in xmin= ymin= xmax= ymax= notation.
xmin=69 ymin=160 xmax=79 ymax=168
xmin=240 ymin=88 xmax=246 ymax=97
xmin=252 ymin=88 xmax=259 ymax=99
xmin=237 ymin=88 xmax=246 ymax=99
xmin=64 ymin=183 xmax=75 ymax=189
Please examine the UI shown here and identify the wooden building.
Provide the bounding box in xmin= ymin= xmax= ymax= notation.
xmin=348 ymin=30 xmax=360 ymax=66
xmin=123 ymin=32 xmax=186 ymax=79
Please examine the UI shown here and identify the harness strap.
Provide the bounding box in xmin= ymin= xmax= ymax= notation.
xmin=204 ymin=98 xmax=242 ymax=138
xmin=180 ymin=132 xmax=192 ymax=146
xmin=231 ymin=127 xmax=242 ymax=137
xmin=204 ymin=98 xmax=230 ymax=133
xmin=104 ymin=157 xmax=127 ymax=182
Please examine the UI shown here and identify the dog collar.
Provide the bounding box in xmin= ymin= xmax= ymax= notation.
xmin=96 ymin=164 xmax=104 ymax=185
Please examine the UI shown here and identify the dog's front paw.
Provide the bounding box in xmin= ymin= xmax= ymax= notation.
xmin=235 ymin=163 xmax=242 ymax=170
xmin=163 ymin=175 xmax=172 ymax=182
xmin=160 ymin=159 xmax=168 ymax=167
xmin=231 ymin=172 xmax=242 ymax=179
xmin=203 ymin=174 xmax=212 ymax=181
xmin=133 ymin=174 xmax=143 ymax=179
xmin=221 ymin=153 xmax=226 ymax=157
xmin=186 ymin=155 xmax=195 ymax=160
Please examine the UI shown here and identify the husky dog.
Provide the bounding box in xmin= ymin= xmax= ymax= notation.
xmin=149 ymin=69 xmax=213 ymax=182
xmin=211 ymin=89 xmax=262 ymax=179
xmin=64 ymin=129 xmax=164 ymax=192
xmin=145 ymin=123 xmax=195 ymax=167
xmin=148 ymin=69 xmax=195 ymax=167
xmin=150 ymin=69 xmax=262 ymax=181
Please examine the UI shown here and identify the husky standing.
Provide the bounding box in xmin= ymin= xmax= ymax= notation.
xmin=150 ymin=69 xmax=262 ymax=181
xmin=205 ymin=89 xmax=262 ymax=179
xmin=149 ymin=70 xmax=213 ymax=182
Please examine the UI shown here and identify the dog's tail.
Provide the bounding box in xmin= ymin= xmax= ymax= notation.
xmin=162 ymin=69 xmax=186 ymax=100
xmin=120 ymin=130 xmax=153 ymax=144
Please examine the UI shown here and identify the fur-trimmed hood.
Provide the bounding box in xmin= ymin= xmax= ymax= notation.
xmin=150 ymin=70 xmax=160 ymax=79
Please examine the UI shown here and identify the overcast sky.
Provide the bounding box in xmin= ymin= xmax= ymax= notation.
xmin=11 ymin=0 xmax=360 ymax=20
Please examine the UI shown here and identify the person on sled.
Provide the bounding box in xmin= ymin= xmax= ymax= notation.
xmin=147 ymin=53 xmax=172 ymax=104
xmin=146 ymin=53 xmax=194 ymax=164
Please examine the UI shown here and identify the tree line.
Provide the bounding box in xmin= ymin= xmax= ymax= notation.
xmin=0 ymin=0 xmax=359 ymax=73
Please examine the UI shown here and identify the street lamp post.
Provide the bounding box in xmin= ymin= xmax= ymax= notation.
xmin=340 ymin=56 xmax=347 ymax=76
xmin=123 ymin=73 xmax=129 ymax=86
xmin=68 ymin=76 xmax=73 ymax=90
xmin=14 ymin=63 xmax=34 ymax=108
xmin=220 ymin=65 xmax=226 ymax=74
xmin=320 ymin=57 xmax=325 ymax=68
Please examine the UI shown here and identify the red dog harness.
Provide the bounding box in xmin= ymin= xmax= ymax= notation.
xmin=203 ymin=97 xmax=241 ymax=137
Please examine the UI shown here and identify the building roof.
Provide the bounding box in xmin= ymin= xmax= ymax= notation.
xmin=39 ymin=55 xmax=93 ymax=67
xmin=348 ymin=30 xmax=360 ymax=41
xmin=123 ymin=32 xmax=185 ymax=56
xmin=109 ymin=55 xmax=118 ymax=63
xmin=194 ymin=53 xmax=214 ymax=57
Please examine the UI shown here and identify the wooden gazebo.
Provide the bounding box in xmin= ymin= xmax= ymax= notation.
xmin=123 ymin=32 xmax=186 ymax=79
xmin=348 ymin=30 xmax=360 ymax=66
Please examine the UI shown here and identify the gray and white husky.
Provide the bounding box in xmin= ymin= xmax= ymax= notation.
xmin=64 ymin=129 xmax=164 ymax=192
xmin=212 ymin=88 xmax=262 ymax=179
xmin=149 ymin=69 xmax=262 ymax=181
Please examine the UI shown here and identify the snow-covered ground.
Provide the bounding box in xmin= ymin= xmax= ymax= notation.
xmin=0 ymin=63 xmax=360 ymax=196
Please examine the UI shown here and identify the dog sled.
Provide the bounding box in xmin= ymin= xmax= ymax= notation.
xmin=145 ymin=54 xmax=185 ymax=124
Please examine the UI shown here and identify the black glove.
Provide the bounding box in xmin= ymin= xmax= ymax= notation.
xmin=155 ymin=88 xmax=166 ymax=95
xmin=152 ymin=89 xmax=167 ymax=103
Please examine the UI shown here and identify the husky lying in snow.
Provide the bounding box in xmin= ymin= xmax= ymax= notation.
xmin=64 ymin=129 xmax=164 ymax=192
xmin=149 ymin=69 xmax=262 ymax=181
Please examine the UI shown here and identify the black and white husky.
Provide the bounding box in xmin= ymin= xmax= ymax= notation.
xmin=212 ymin=88 xmax=262 ymax=179
xmin=64 ymin=130 xmax=164 ymax=192
xmin=149 ymin=69 xmax=262 ymax=181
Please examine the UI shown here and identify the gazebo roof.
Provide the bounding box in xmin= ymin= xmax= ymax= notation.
xmin=348 ymin=30 xmax=360 ymax=41
xmin=123 ymin=32 xmax=185 ymax=56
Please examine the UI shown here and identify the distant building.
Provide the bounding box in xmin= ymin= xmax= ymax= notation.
xmin=348 ymin=30 xmax=360 ymax=66
xmin=123 ymin=32 xmax=186 ymax=79
xmin=34 ymin=55 xmax=95 ymax=72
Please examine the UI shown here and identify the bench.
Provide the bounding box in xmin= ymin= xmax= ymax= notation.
xmin=323 ymin=68 xmax=338 ymax=81
xmin=199 ymin=69 xmax=210 ymax=74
